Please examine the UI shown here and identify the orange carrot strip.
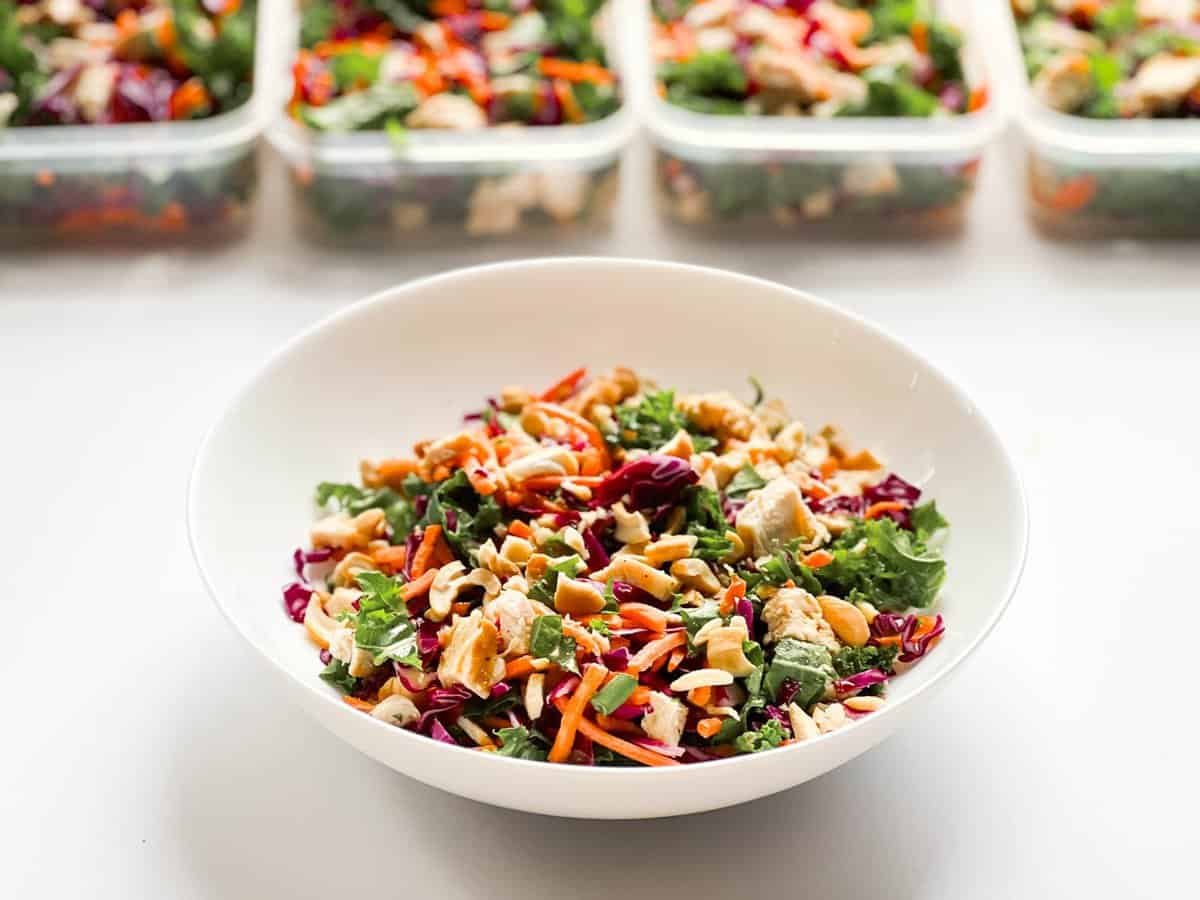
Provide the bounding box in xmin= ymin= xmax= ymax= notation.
xmin=719 ymin=575 xmax=746 ymax=616
xmin=409 ymin=524 xmax=444 ymax=577
xmin=344 ymin=696 xmax=375 ymax=712
xmin=554 ymin=700 xmax=680 ymax=767
xmin=506 ymin=520 xmax=532 ymax=539
xmin=628 ymin=685 xmax=651 ymax=706
xmin=688 ymin=686 xmax=713 ymax=707
xmin=373 ymin=457 xmax=419 ymax=487
xmin=547 ymin=663 xmax=608 ymax=763
xmin=539 ymin=367 xmax=588 ymax=403
xmin=865 ymin=501 xmax=906 ymax=520
xmin=400 ymin=569 xmax=436 ymax=600
xmin=594 ymin=713 xmax=644 ymax=736
xmin=504 ymin=655 xmax=544 ymax=679
xmin=1048 ymin=175 xmax=1097 ymax=212
xmin=482 ymin=715 xmax=511 ymax=731
xmin=627 ymin=630 xmax=687 ymax=674
xmin=968 ymin=84 xmax=989 ymax=112
xmin=910 ymin=20 xmax=929 ymax=54
xmin=372 ymin=545 xmax=408 ymax=574
xmin=527 ymin=402 xmax=609 ymax=456
xmin=618 ymin=603 xmax=670 ymax=634
xmin=666 ymin=646 xmax=686 ymax=672
xmin=875 ymin=635 xmax=902 ymax=647
xmin=696 ymin=717 xmax=723 ymax=739
xmin=537 ymin=57 xmax=615 ymax=85
xmin=819 ymin=457 xmax=840 ymax=478
xmin=801 ymin=549 xmax=834 ymax=569
xmin=451 ymin=601 xmax=472 ymax=617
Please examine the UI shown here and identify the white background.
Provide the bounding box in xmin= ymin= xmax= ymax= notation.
xmin=2 ymin=134 xmax=1198 ymax=898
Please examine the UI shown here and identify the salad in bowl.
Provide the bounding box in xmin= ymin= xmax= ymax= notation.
xmin=284 ymin=367 xmax=949 ymax=767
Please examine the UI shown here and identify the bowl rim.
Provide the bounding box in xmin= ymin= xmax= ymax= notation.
xmin=186 ymin=257 xmax=1029 ymax=779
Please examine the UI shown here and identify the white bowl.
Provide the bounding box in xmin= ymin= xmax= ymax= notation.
xmin=187 ymin=258 xmax=1027 ymax=819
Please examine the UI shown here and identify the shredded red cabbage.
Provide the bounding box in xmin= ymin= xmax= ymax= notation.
xmin=489 ymin=682 xmax=511 ymax=699
xmin=834 ymin=668 xmax=889 ymax=696
xmin=871 ymin=613 xmax=945 ymax=663
xmin=428 ymin=719 xmax=459 ymax=745
xmin=416 ymin=620 xmax=441 ymax=666
xmin=735 ymin=596 xmax=754 ymax=630
xmin=777 ymin=677 xmax=800 ymax=706
xmin=394 ymin=665 xmax=433 ymax=693
xmin=810 ymin=494 xmax=865 ymax=516
xmin=547 ymin=675 xmax=581 ymax=702
xmin=612 ymin=580 xmax=659 ymax=607
xmin=609 ymin=703 xmax=649 ymax=721
xmin=630 ymin=737 xmax=687 ymax=759
xmin=417 ymin=685 xmax=474 ymax=731
xmin=582 ymin=524 xmax=611 ymax=571
xmin=601 ymin=646 xmax=631 ymax=670
xmin=864 ymin=474 xmax=922 ymax=506
xmin=319 ymin=649 xmax=332 ymax=665
xmin=592 ymin=454 xmax=699 ymax=510
xmin=292 ymin=546 xmax=334 ymax=578
xmin=282 ymin=582 xmax=312 ymax=623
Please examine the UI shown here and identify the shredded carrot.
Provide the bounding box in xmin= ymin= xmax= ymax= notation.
xmin=865 ymin=501 xmax=906 ymax=519
xmin=537 ymin=57 xmax=615 ymax=85
xmin=466 ymin=465 xmax=498 ymax=496
xmin=504 ymin=655 xmax=547 ymax=679
xmin=1048 ymin=175 xmax=1097 ymax=212
xmin=527 ymin=402 xmax=609 ymax=458
xmin=628 ymin=685 xmax=651 ymax=706
xmin=913 ymin=616 xmax=939 ymax=639
xmin=409 ymin=524 xmax=444 ymax=577
xmin=801 ymin=549 xmax=834 ymax=569
xmin=819 ymin=457 xmax=840 ymax=478
xmin=539 ymin=367 xmax=588 ymax=403
xmin=506 ymin=520 xmax=532 ymax=540
xmin=518 ymin=474 xmax=605 ymax=492
xmin=696 ymin=717 xmax=723 ymax=739
xmin=720 ymin=575 xmax=746 ymax=616
xmin=909 ymin=20 xmax=929 ymax=55
xmin=482 ymin=715 xmax=511 ymax=731
xmin=400 ymin=568 xmax=437 ymax=600
xmin=627 ymin=630 xmax=687 ymax=673
xmin=547 ymin=664 xmax=608 ymax=763
xmin=372 ymin=545 xmax=408 ymax=574
xmin=688 ymin=686 xmax=713 ymax=707
xmin=618 ymin=602 xmax=670 ymax=634
xmin=343 ymin=696 xmax=375 ymax=712
xmin=875 ymin=635 xmax=902 ymax=647
xmin=554 ymin=699 xmax=681 ymax=767
xmin=804 ymin=480 xmax=832 ymax=501
xmin=594 ymin=713 xmax=644 ymax=736
xmin=372 ymin=457 xmax=419 ymax=488
xmin=666 ymin=646 xmax=686 ymax=672
xmin=451 ymin=601 xmax=472 ymax=617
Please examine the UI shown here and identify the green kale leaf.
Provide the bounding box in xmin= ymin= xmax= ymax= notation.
xmin=528 ymin=614 xmax=579 ymax=674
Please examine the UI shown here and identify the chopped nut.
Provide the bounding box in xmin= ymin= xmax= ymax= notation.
xmin=844 ymin=695 xmax=884 ymax=713
xmin=427 ymin=562 xmax=501 ymax=622
xmin=371 ymin=695 xmax=420 ymax=727
xmin=670 ymin=558 xmax=722 ymax=595
xmin=787 ymin=702 xmax=821 ymax=741
xmin=598 ymin=556 xmax=680 ymax=601
xmin=644 ymin=534 xmax=698 ymax=567
xmin=812 ymin=702 xmax=847 ymax=734
xmin=500 ymin=534 xmax=534 ymax=565
xmin=705 ymin=616 xmax=758 ymax=677
xmin=478 ymin=538 xmax=520 ymax=579
xmin=669 ymin=668 xmax=735 ymax=692
xmin=612 ymin=502 xmax=652 ymax=545
xmin=484 ymin=589 xmax=538 ymax=657
xmin=553 ymin=577 xmax=606 ymax=616
xmin=524 ymin=672 xmax=546 ymax=720
xmin=657 ymin=429 xmax=695 ymax=459
xmin=310 ymin=508 xmax=386 ymax=551
xmin=333 ymin=551 xmax=376 ymax=588
xmin=817 ymin=595 xmax=870 ymax=647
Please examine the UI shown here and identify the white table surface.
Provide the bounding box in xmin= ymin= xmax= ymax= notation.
xmin=2 ymin=133 xmax=1197 ymax=899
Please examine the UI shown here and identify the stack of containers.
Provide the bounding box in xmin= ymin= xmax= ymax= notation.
xmin=0 ymin=4 xmax=269 ymax=241
xmin=267 ymin=1 xmax=637 ymax=240
xmin=638 ymin=0 xmax=1007 ymax=232
xmin=998 ymin=2 xmax=1200 ymax=237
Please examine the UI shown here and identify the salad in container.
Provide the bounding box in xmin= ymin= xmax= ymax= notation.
xmin=283 ymin=367 xmax=950 ymax=766
xmin=643 ymin=0 xmax=1002 ymax=232
xmin=271 ymin=0 xmax=633 ymax=240
xmin=1007 ymin=0 xmax=1200 ymax=236
xmin=0 ymin=0 xmax=261 ymax=239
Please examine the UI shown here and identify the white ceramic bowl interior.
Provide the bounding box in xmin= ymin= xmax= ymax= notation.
xmin=188 ymin=258 xmax=1027 ymax=819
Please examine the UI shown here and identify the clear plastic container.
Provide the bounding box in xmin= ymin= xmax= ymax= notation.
xmin=636 ymin=2 xmax=1006 ymax=234
xmin=266 ymin=2 xmax=637 ymax=242
xmin=0 ymin=12 xmax=268 ymax=243
xmin=998 ymin=4 xmax=1200 ymax=238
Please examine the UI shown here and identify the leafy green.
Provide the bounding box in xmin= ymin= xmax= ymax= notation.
xmin=868 ymin=0 xmax=931 ymax=41
xmin=171 ymin=0 xmax=256 ymax=110
xmin=591 ymin=673 xmax=637 ymax=715
xmin=679 ymin=599 xmax=722 ymax=648
xmin=418 ymin=469 xmax=504 ymax=560
xmin=300 ymin=82 xmax=421 ymax=132
xmin=752 ymin=549 xmax=823 ymax=595
xmin=495 ymin=726 xmax=548 ymax=761
xmin=927 ymin=21 xmax=965 ymax=87
xmin=733 ymin=718 xmax=787 ymax=753
xmin=527 ymin=555 xmax=586 ymax=605
xmin=315 ymin=482 xmax=418 ymax=541
xmin=682 ymin=486 xmax=734 ymax=561
xmin=587 ymin=618 xmax=611 ymax=636
xmin=353 ymin=572 xmax=421 ymax=667
xmin=843 ymin=66 xmax=938 ymax=117
xmin=319 ymin=658 xmax=358 ymax=694
xmin=612 ymin=390 xmax=717 ymax=452
xmin=329 ymin=49 xmax=383 ymax=91
xmin=725 ymin=464 xmax=766 ymax=499
xmin=909 ymin=500 xmax=949 ymax=541
xmin=659 ymin=50 xmax=747 ymax=98
xmin=528 ymin=614 xmax=579 ymax=674
xmin=543 ymin=0 xmax=609 ymax=63
xmin=816 ymin=517 xmax=947 ymax=613
xmin=1094 ymin=0 xmax=1137 ymax=40
xmin=832 ymin=644 xmax=899 ymax=678
xmin=300 ymin=1 xmax=336 ymax=49
xmin=763 ymin=638 xmax=833 ymax=706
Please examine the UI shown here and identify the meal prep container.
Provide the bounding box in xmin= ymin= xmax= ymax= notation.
xmin=998 ymin=5 xmax=1200 ymax=238
xmin=637 ymin=2 xmax=1006 ymax=234
xmin=266 ymin=2 xmax=637 ymax=242
xmin=0 ymin=11 xmax=268 ymax=242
